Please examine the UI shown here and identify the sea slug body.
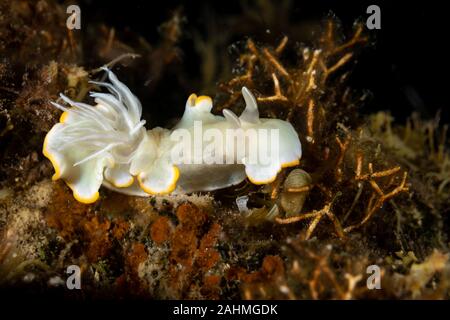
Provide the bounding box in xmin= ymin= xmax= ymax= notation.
xmin=43 ymin=68 xmax=302 ymax=203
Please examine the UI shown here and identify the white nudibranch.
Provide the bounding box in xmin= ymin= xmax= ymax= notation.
xmin=43 ymin=68 xmax=302 ymax=203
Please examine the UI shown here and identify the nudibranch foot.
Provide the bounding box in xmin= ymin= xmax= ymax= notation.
xmin=175 ymin=164 xmax=247 ymax=193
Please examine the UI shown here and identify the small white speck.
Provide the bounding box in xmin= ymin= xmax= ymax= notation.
xmin=48 ymin=276 xmax=65 ymax=287
xmin=279 ymin=285 xmax=290 ymax=294
xmin=23 ymin=273 xmax=35 ymax=283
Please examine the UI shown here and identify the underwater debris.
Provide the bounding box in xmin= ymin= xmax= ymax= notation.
xmin=235 ymin=195 xmax=250 ymax=213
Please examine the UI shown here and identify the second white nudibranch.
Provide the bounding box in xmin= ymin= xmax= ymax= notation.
xmin=43 ymin=69 xmax=302 ymax=203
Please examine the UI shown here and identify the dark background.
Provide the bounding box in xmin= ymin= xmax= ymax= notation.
xmin=78 ymin=0 xmax=449 ymax=125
